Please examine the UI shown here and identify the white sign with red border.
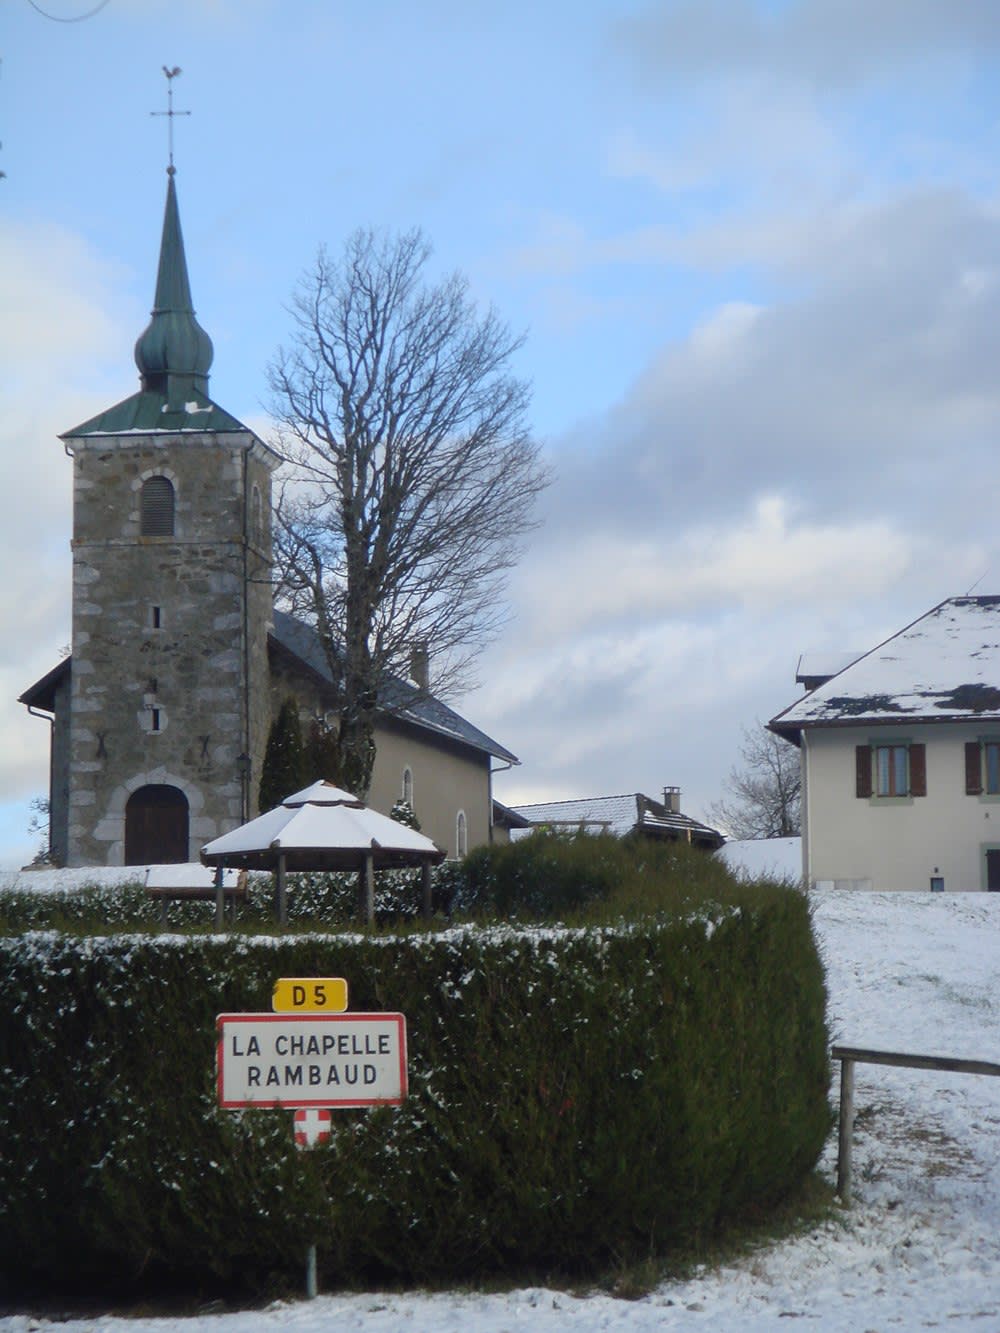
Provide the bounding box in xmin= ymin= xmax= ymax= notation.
xmin=216 ymin=1012 xmax=407 ymax=1109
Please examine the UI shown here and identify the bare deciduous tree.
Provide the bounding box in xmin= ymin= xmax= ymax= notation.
xmin=268 ymin=227 xmax=549 ymax=796
xmin=707 ymin=723 xmax=802 ymax=840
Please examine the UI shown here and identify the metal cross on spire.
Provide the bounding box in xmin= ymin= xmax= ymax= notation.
xmin=151 ymin=65 xmax=190 ymax=176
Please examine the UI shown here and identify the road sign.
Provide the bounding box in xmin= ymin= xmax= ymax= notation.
xmin=217 ymin=1012 xmax=407 ymax=1108
xmin=272 ymin=977 xmax=349 ymax=1013
xmin=294 ymin=1107 xmax=332 ymax=1148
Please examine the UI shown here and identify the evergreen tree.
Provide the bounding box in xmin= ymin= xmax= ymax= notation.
xmin=304 ymin=716 xmax=342 ymax=788
xmin=389 ymin=798 xmax=421 ymax=831
xmin=258 ymin=698 xmax=306 ymax=813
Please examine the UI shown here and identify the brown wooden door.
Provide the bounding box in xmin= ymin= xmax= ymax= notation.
xmin=125 ymin=785 xmax=189 ymax=864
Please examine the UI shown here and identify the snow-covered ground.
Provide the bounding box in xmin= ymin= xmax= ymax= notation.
xmin=5 ymin=889 xmax=1000 ymax=1331
xmin=717 ymin=837 xmax=803 ymax=883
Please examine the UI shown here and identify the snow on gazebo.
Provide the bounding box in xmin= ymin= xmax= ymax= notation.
xmin=200 ymin=780 xmax=445 ymax=926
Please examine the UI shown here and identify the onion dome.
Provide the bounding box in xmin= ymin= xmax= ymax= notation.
xmin=134 ymin=170 xmax=214 ymax=403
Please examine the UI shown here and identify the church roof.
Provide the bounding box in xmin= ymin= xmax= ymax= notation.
xmin=18 ymin=656 xmax=69 ymax=712
xmin=20 ymin=617 xmax=521 ymax=770
xmin=63 ymin=388 xmax=249 ymax=438
xmin=63 ymin=170 xmax=253 ymax=439
xmin=269 ymin=609 xmax=519 ymax=766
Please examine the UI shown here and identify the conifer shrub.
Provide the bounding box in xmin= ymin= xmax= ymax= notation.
xmin=258 ymin=697 xmax=306 ymax=813
xmin=0 ymin=875 xmax=831 ymax=1298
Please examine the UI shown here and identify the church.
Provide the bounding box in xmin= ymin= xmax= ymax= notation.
xmin=19 ymin=166 xmax=518 ymax=868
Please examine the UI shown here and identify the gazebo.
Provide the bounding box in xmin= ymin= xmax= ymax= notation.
xmin=200 ymin=780 xmax=446 ymax=926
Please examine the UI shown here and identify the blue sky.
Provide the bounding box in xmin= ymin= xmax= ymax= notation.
xmin=4 ymin=0 xmax=1000 ymax=866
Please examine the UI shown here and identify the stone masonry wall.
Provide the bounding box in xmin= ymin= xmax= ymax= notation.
xmin=66 ymin=431 xmax=274 ymax=865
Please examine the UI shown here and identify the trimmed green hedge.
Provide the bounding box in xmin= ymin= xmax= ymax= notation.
xmin=0 ymin=887 xmax=830 ymax=1296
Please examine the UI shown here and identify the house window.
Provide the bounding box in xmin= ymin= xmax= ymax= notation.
xmin=402 ymin=767 xmax=413 ymax=807
xmin=456 ymin=809 xmax=468 ymax=858
xmin=140 ymin=476 xmax=175 ymax=536
xmin=965 ymin=740 xmax=1000 ymax=795
xmin=876 ymin=745 xmax=908 ymax=797
xmin=856 ymin=741 xmax=925 ymax=799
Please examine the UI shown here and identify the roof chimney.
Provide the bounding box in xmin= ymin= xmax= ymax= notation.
xmin=663 ymin=786 xmax=681 ymax=814
xmin=409 ymin=641 xmax=429 ymax=692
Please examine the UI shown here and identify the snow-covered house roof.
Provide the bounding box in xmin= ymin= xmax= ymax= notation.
xmin=795 ymin=651 xmax=862 ymax=692
xmin=510 ymin=792 xmax=724 ymax=849
xmin=771 ymin=596 xmax=1000 ymax=743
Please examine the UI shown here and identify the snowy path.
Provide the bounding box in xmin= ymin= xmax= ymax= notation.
xmin=5 ymin=890 xmax=1000 ymax=1331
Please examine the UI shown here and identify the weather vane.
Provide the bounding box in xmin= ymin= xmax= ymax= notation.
xmin=151 ymin=66 xmax=190 ymax=176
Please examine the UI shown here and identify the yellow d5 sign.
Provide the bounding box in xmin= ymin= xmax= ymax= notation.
xmin=272 ymin=978 xmax=349 ymax=1014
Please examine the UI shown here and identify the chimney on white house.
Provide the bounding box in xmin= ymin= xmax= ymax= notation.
xmin=409 ymin=641 xmax=430 ymax=691
xmin=663 ymin=786 xmax=681 ymax=814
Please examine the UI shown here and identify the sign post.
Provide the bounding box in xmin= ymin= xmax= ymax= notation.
xmin=217 ymin=980 xmax=407 ymax=1299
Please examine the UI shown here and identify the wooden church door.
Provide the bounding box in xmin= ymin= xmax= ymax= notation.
xmin=125 ymin=785 xmax=189 ymax=865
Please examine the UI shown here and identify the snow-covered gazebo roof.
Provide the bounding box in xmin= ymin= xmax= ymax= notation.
xmin=201 ymin=780 xmax=445 ymax=874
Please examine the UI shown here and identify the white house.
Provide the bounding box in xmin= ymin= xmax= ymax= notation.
xmin=770 ymin=596 xmax=1000 ymax=893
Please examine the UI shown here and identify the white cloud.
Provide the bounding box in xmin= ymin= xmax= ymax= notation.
xmin=0 ymin=220 xmax=129 ymax=381
xmin=0 ymin=221 xmax=137 ymax=811
xmin=511 ymin=496 xmax=912 ymax=641
xmin=611 ymin=1 xmax=1000 ymax=94
xmin=478 ymin=180 xmax=1000 ymax=819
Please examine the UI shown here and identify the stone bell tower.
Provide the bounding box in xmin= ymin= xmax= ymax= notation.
xmin=53 ymin=166 xmax=280 ymax=865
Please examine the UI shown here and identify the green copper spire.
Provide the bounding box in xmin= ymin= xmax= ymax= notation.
xmin=133 ymin=169 xmax=214 ymax=403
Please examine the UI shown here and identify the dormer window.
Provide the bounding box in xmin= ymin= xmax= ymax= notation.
xmin=141 ymin=476 xmax=175 ymax=536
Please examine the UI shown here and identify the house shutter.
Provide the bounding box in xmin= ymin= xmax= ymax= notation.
xmin=909 ymin=743 xmax=926 ymax=797
xmin=965 ymin=741 xmax=983 ymax=795
xmin=855 ymin=745 xmax=872 ymax=798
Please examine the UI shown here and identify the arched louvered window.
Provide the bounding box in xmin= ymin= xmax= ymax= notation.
xmin=141 ymin=476 xmax=175 ymax=536
xmin=456 ymin=809 xmax=468 ymax=859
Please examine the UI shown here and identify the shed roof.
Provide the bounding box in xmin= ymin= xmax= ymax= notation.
xmin=511 ymin=793 xmax=723 ymax=848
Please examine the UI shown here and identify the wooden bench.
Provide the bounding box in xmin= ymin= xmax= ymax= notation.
xmin=145 ymin=865 xmax=249 ymax=929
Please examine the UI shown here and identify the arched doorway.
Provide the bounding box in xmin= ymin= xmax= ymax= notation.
xmin=125 ymin=784 xmax=189 ymax=864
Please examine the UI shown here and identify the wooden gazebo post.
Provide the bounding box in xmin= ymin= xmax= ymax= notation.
xmin=360 ymin=849 xmax=375 ymax=928
xmin=275 ymin=851 xmax=287 ymax=925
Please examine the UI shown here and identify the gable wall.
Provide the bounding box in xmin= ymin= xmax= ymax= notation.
xmin=369 ymin=721 xmax=491 ymax=859
xmin=803 ymin=721 xmax=1000 ymax=891
xmin=268 ymin=659 xmax=492 ymax=858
